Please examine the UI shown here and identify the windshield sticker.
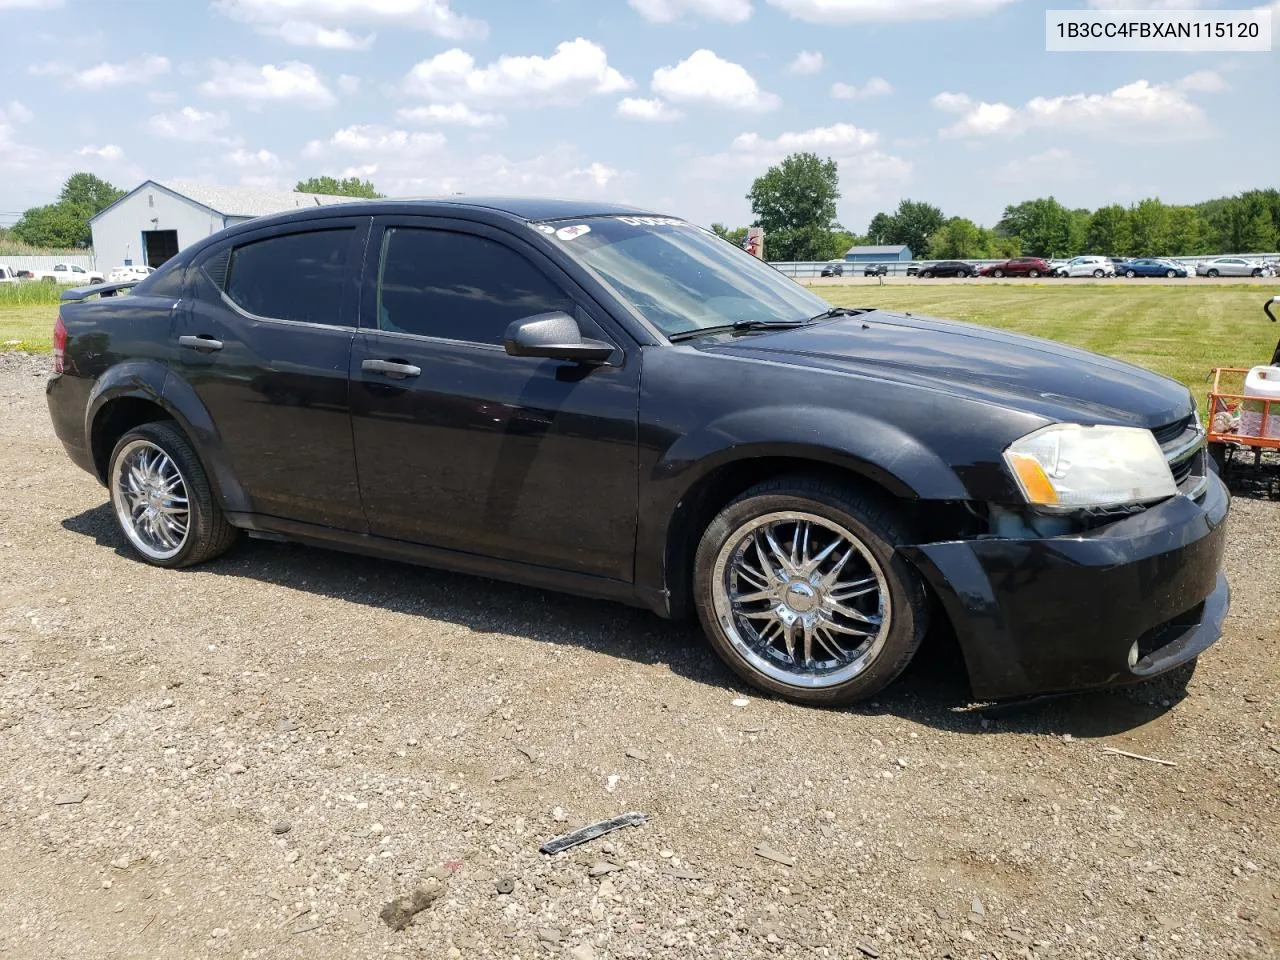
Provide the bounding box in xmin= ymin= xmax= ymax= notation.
xmin=556 ymin=224 xmax=592 ymax=241
xmin=532 ymin=224 xmax=556 ymax=235
xmin=613 ymin=216 xmax=687 ymax=227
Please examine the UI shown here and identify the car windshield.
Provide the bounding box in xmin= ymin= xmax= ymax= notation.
xmin=540 ymin=216 xmax=831 ymax=337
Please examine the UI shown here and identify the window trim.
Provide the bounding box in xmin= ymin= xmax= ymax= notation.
xmin=196 ymin=215 xmax=371 ymax=330
xmin=360 ymin=216 xmax=627 ymax=360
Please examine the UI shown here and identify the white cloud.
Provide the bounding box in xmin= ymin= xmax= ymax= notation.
xmin=403 ymin=39 xmax=631 ymax=107
xmin=997 ymin=147 xmax=1078 ymax=183
xmin=303 ymin=124 xmax=448 ymax=159
xmin=146 ymin=106 xmax=236 ymax=143
xmin=5 ymin=101 xmax=33 ymax=123
xmin=337 ymin=73 xmax=360 ymax=94
xmin=213 ymin=0 xmax=487 ymax=41
xmin=788 ymin=51 xmax=824 ymax=74
xmin=268 ymin=20 xmax=374 ymax=49
xmin=66 ymin=55 xmax=170 ymax=90
xmin=616 ymin=97 xmax=684 ymax=121
xmin=200 ymin=60 xmax=336 ymax=109
xmin=693 ymin=123 xmax=910 ymax=201
xmin=651 ymin=50 xmax=779 ymax=112
xmin=225 ymin=147 xmax=284 ymax=169
xmin=629 ymin=0 xmax=753 ymax=22
xmin=1087 ymin=0 xmax=1210 ymax=7
xmin=76 ymin=144 xmax=124 ymax=161
xmin=831 ymin=77 xmax=892 ymax=99
xmin=381 ymin=148 xmax=624 ymax=198
xmin=1175 ymin=69 xmax=1228 ymax=92
xmin=147 ymin=90 xmax=179 ymax=104
xmin=395 ymin=102 xmax=505 ymax=127
xmin=935 ymin=74 xmax=1220 ymax=140
xmin=0 ymin=0 xmax=65 ymax=7
xmin=767 ymin=0 xmax=1017 ymax=21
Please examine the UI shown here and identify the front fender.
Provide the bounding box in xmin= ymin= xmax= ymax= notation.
xmin=634 ymin=406 xmax=971 ymax=615
xmin=653 ymin=405 xmax=968 ymax=500
xmin=85 ymin=361 xmax=250 ymax=514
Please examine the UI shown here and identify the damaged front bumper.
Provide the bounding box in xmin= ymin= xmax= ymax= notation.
xmin=902 ymin=474 xmax=1230 ymax=701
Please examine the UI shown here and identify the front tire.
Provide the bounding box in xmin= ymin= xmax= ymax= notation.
xmin=1126 ymin=269 xmax=1136 ymax=278
xmin=992 ymin=269 xmax=1004 ymax=278
xmin=1028 ymin=269 xmax=1040 ymax=278
xmin=1207 ymin=269 xmax=1219 ymax=278
xmin=108 ymin=421 xmax=239 ymax=568
xmin=1251 ymin=268 xmax=1263 ymax=278
xmin=693 ymin=477 xmax=928 ymax=707
xmin=1166 ymin=270 xmax=1177 ymax=278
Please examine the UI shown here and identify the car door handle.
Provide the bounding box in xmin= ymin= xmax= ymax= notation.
xmin=178 ymin=335 xmax=224 ymax=353
xmin=362 ymin=359 xmax=421 ymax=379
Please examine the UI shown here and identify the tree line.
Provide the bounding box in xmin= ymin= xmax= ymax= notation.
xmin=713 ymin=151 xmax=1280 ymax=262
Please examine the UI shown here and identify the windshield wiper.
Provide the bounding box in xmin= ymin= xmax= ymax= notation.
xmin=806 ymin=306 xmax=874 ymax=323
xmin=668 ymin=319 xmax=808 ymax=343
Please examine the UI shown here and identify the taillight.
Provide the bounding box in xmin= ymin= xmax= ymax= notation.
xmin=52 ymin=313 xmax=67 ymax=374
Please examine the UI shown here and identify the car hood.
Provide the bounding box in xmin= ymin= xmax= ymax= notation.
xmin=702 ymin=310 xmax=1194 ymax=428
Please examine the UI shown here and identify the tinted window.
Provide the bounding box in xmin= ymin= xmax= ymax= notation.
xmin=376 ymin=228 xmax=573 ymax=344
xmin=137 ymin=261 xmax=185 ymax=299
xmin=225 ymin=228 xmax=353 ymax=325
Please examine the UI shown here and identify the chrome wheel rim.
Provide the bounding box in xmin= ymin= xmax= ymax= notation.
xmin=711 ymin=511 xmax=891 ymax=689
xmin=110 ymin=439 xmax=190 ymax=561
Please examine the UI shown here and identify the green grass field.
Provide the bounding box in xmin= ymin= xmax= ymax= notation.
xmin=2 ymin=284 xmax=1275 ymax=402
xmin=821 ymin=283 xmax=1277 ymax=398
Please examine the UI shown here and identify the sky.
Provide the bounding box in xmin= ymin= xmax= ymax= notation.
xmin=0 ymin=0 xmax=1276 ymax=234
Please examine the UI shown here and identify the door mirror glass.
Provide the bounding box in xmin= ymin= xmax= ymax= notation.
xmin=504 ymin=312 xmax=614 ymax=364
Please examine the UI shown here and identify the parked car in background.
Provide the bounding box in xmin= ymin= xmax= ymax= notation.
xmin=107 ymin=265 xmax=155 ymax=283
xmin=1122 ymin=259 xmax=1188 ymax=279
xmin=0 ymin=265 xmax=22 ymax=284
xmin=918 ymin=260 xmax=975 ymax=278
xmin=31 ymin=263 xmax=105 ymax=285
xmin=45 ymin=196 xmax=1229 ymax=707
xmin=1109 ymin=258 xmax=1130 ymax=276
xmin=978 ymin=257 xmax=1052 ymax=278
xmin=1197 ymin=257 xmax=1268 ymax=278
xmin=1048 ymin=259 xmax=1070 ymax=276
xmin=1058 ymin=256 xmax=1117 ymax=279
xmin=820 ymin=262 xmax=844 ymax=278
xmin=863 ymin=263 xmax=888 ymax=277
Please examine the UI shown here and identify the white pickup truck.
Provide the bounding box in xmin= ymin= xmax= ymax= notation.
xmin=0 ymin=265 xmax=23 ymax=284
xmin=29 ymin=262 xmax=105 ymax=285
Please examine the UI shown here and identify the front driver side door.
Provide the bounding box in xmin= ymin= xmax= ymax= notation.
xmin=349 ymin=217 xmax=640 ymax=582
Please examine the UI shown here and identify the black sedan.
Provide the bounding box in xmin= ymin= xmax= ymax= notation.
xmin=46 ymin=198 xmax=1228 ymax=707
xmin=918 ymin=260 xmax=976 ymax=278
xmin=863 ymin=263 xmax=888 ymax=276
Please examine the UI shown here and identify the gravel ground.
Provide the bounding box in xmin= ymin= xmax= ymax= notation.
xmin=0 ymin=351 xmax=1276 ymax=960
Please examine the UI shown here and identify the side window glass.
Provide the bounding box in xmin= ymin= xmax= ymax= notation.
xmin=376 ymin=227 xmax=573 ymax=344
xmin=224 ymin=228 xmax=353 ymax=326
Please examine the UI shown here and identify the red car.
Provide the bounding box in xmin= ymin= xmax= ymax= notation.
xmin=978 ymin=257 xmax=1052 ymax=278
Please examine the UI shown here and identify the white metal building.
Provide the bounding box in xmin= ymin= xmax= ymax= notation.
xmin=89 ymin=180 xmax=355 ymax=270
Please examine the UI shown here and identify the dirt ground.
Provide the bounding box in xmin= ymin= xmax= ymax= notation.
xmin=0 ymin=352 xmax=1276 ymax=960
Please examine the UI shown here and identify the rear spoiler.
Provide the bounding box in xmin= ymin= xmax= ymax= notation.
xmin=60 ymin=280 xmax=142 ymax=302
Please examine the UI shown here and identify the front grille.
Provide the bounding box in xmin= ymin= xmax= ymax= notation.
xmin=1153 ymin=417 xmax=1208 ymax=499
xmin=1152 ymin=415 xmax=1194 ymax=447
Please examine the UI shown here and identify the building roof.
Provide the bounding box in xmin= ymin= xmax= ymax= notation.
xmin=844 ymin=244 xmax=912 ymax=256
xmin=89 ymin=179 xmax=357 ymax=224
xmin=158 ymin=180 xmax=356 ymax=217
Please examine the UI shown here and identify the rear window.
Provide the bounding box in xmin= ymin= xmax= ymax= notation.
xmin=224 ymin=229 xmax=353 ymax=326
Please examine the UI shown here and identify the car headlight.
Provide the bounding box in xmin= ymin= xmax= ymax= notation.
xmin=1004 ymin=424 xmax=1176 ymax=511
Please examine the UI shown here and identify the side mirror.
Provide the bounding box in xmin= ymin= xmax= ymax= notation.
xmin=504 ymin=312 xmax=614 ymax=365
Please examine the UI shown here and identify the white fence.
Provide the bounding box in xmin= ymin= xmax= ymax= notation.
xmin=0 ymin=254 xmax=97 ymax=272
xmin=773 ymin=253 xmax=1280 ymax=278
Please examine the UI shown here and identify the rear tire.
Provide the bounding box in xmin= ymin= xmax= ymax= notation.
xmin=1207 ymin=269 xmax=1219 ymax=278
xmin=992 ymin=269 xmax=1004 ymax=278
xmin=1126 ymin=269 xmax=1136 ymax=278
xmin=1251 ymin=268 xmax=1263 ymax=278
xmin=693 ymin=476 xmax=929 ymax=707
xmin=108 ymin=421 xmax=239 ymax=569
xmin=1093 ymin=269 xmax=1105 ymax=278
xmin=1028 ymin=269 xmax=1040 ymax=278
